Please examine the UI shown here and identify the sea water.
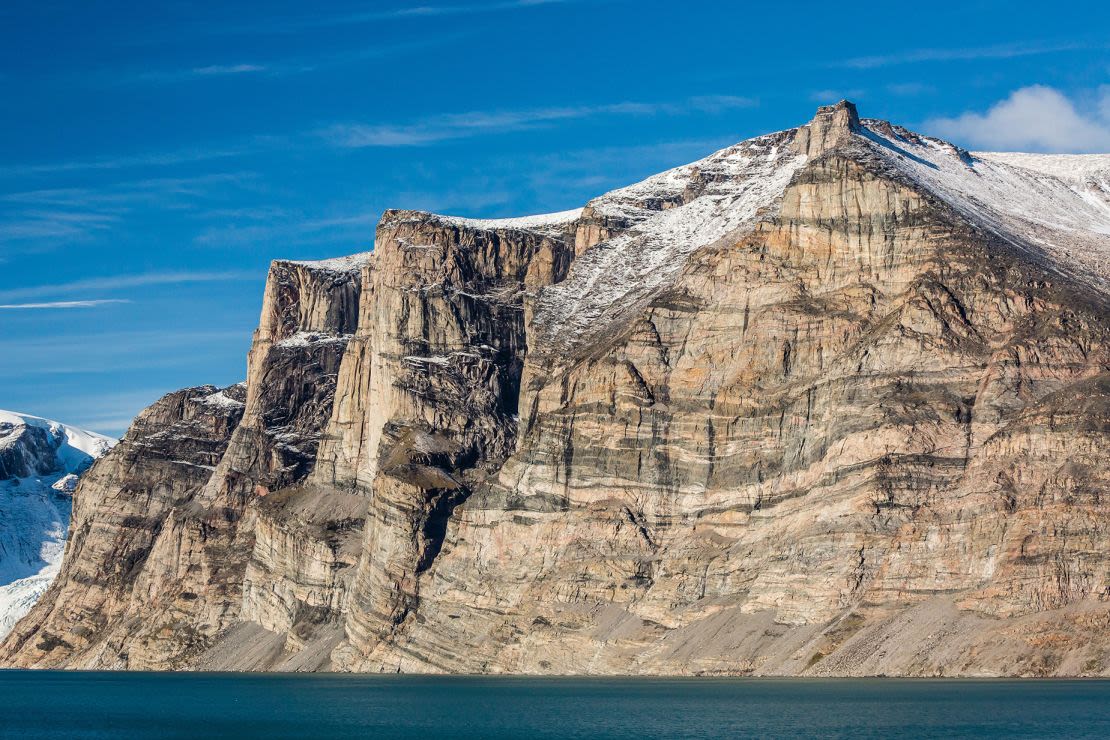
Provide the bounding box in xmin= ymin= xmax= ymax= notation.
xmin=2 ymin=671 xmax=1109 ymax=738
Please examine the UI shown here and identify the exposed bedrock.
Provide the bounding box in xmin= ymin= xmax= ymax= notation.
xmin=0 ymin=384 xmax=247 ymax=667
xmin=337 ymin=114 xmax=1110 ymax=675
xmin=328 ymin=212 xmax=578 ymax=659
xmin=0 ymin=424 xmax=59 ymax=481
xmin=5 ymin=102 xmax=1110 ymax=675
xmin=0 ymin=258 xmax=364 ymax=668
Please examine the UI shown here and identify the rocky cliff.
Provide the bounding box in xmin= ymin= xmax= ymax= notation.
xmin=5 ymin=102 xmax=1110 ymax=676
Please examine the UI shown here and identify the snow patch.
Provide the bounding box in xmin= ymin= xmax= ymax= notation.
xmin=198 ymin=390 xmax=245 ymax=410
xmin=973 ymin=152 xmax=1110 ymax=182
xmin=275 ymin=331 xmax=353 ymax=348
xmin=403 ymin=355 xmax=451 ymax=367
xmin=0 ymin=412 xmax=115 ymax=638
xmin=50 ymin=473 xmax=80 ymax=493
xmin=858 ymin=121 xmax=1110 ymax=289
xmin=286 ymin=252 xmax=373 ymax=273
xmin=532 ymin=130 xmax=805 ymax=356
xmin=0 ymin=409 xmax=115 ymax=473
xmin=383 ymin=208 xmax=583 ymax=238
xmin=436 ymin=208 xmax=583 ymax=232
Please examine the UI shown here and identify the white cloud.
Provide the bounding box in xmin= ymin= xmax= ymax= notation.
xmin=0 ymin=145 xmax=254 ymax=178
xmin=926 ymin=86 xmax=1110 ymax=153
xmin=191 ymin=64 xmax=266 ymax=76
xmin=886 ymin=82 xmax=934 ymax=97
xmin=0 ymin=329 xmax=249 ymax=379
xmin=1 ymin=173 xmax=253 ymax=209
xmin=221 ymin=0 xmax=582 ymax=34
xmin=810 ymin=89 xmax=864 ymax=103
xmin=0 ymin=300 xmax=131 ymax=310
xmin=0 ymin=210 xmax=119 ymax=242
xmin=0 ymin=174 xmax=258 ymax=255
xmin=838 ymin=40 xmax=1093 ymax=69
xmin=0 ymin=271 xmax=256 ymax=302
xmin=324 ymin=95 xmax=757 ymax=148
xmin=194 ymin=212 xmax=381 ymax=248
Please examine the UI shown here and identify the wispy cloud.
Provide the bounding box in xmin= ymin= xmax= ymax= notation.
xmin=216 ymin=0 xmax=582 ymax=35
xmin=886 ymin=82 xmax=935 ymax=97
xmin=0 ymin=329 xmax=250 ymax=379
xmin=926 ymin=85 xmax=1110 ymax=153
xmin=193 ymin=63 xmax=266 ymax=76
xmin=1 ymin=173 xmax=254 ymax=208
xmin=0 ymin=173 xmax=258 ymax=252
xmin=810 ymin=89 xmax=864 ymax=103
xmin=0 ymin=89 xmax=738 ymax=177
xmin=122 ymin=63 xmax=268 ymax=84
xmin=324 ymin=95 xmax=757 ymax=147
xmin=0 ymin=210 xmax=120 ymax=243
xmin=0 ymin=300 xmax=131 ymax=310
xmin=0 ymin=271 xmax=257 ymax=302
xmin=0 ymin=144 xmax=261 ymax=178
xmin=122 ymin=34 xmax=467 ymax=85
xmin=837 ymin=40 xmax=1098 ymax=69
xmin=194 ymin=211 xmax=381 ymax=249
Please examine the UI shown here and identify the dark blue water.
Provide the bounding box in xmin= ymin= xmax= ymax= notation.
xmin=2 ymin=672 xmax=1109 ymax=738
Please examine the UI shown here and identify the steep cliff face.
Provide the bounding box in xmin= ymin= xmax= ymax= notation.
xmin=0 ymin=387 xmax=244 ymax=665
xmin=6 ymin=102 xmax=1110 ymax=676
xmin=1 ymin=257 xmax=365 ymax=669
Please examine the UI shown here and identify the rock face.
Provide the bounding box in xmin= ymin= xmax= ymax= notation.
xmin=5 ymin=102 xmax=1110 ymax=676
xmin=0 ymin=257 xmax=363 ymax=669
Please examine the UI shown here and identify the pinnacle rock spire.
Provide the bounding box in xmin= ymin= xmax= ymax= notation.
xmin=792 ymin=99 xmax=861 ymax=156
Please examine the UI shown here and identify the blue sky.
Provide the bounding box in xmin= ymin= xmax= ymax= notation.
xmin=2 ymin=0 xmax=1109 ymax=437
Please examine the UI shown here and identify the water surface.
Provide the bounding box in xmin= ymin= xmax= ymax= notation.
xmin=2 ymin=671 xmax=1108 ymax=738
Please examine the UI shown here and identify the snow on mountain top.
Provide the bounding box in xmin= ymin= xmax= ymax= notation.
xmin=1 ymin=411 xmax=115 ymax=636
xmin=526 ymin=106 xmax=1110 ymax=359
xmin=285 ymin=104 xmax=1108 ymax=365
xmin=436 ymin=208 xmax=584 ymax=232
xmin=974 ymin=152 xmax=1110 ymax=182
xmin=857 ymin=121 xmax=1110 ymax=288
xmin=531 ymin=129 xmax=805 ymax=356
xmin=286 ymin=252 xmax=374 ymax=272
xmin=381 ymin=208 xmax=583 ymax=238
xmin=0 ymin=410 xmax=115 ymax=474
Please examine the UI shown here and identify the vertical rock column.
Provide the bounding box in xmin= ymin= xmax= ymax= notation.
xmin=333 ymin=211 xmax=576 ymax=666
xmin=141 ymin=257 xmax=368 ymax=665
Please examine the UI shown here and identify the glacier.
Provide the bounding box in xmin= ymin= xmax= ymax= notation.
xmin=0 ymin=410 xmax=114 ymax=637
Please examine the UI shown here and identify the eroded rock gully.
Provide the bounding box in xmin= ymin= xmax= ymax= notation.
xmin=5 ymin=102 xmax=1110 ymax=676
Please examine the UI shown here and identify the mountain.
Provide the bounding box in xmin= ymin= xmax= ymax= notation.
xmin=3 ymin=101 xmax=1110 ymax=675
xmin=0 ymin=410 xmax=114 ymax=638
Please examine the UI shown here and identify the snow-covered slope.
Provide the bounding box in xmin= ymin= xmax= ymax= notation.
xmin=856 ymin=121 xmax=1110 ymax=289
xmin=0 ymin=411 xmax=114 ymax=637
xmin=532 ymin=129 xmax=807 ymax=354
xmin=524 ymin=108 xmax=1110 ymax=360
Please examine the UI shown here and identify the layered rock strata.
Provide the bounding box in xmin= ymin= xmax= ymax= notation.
xmin=5 ymin=102 xmax=1110 ymax=676
xmin=2 ymin=257 xmax=364 ymax=668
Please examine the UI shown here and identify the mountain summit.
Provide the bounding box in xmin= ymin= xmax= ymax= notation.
xmin=4 ymin=104 xmax=1110 ymax=676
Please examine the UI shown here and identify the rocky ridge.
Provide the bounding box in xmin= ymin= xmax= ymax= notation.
xmin=4 ymin=102 xmax=1110 ymax=676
